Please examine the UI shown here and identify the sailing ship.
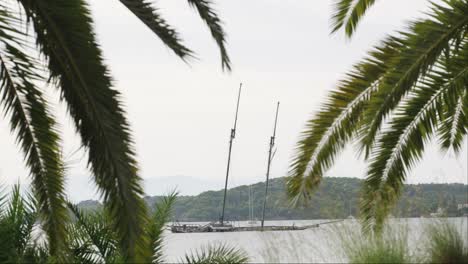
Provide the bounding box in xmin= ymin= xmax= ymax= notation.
xmin=172 ymin=83 xmax=242 ymax=233
xmin=171 ymin=85 xmax=341 ymax=233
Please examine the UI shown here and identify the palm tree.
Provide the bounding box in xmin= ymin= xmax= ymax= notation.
xmin=0 ymin=186 xmax=248 ymax=263
xmin=68 ymin=194 xmax=248 ymax=264
xmin=287 ymin=0 xmax=467 ymax=232
xmin=0 ymin=0 xmax=230 ymax=261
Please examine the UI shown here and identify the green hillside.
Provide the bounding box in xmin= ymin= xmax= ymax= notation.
xmin=145 ymin=177 xmax=468 ymax=221
xmin=80 ymin=177 xmax=468 ymax=221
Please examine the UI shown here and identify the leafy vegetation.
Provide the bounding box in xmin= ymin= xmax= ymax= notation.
xmin=425 ymin=221 xmax=468 ymax=263
xmin=0 ymin=185 xmax=46 ymax=263
xmin=0 ymin=0 xmax=230 ymax=260
xmin=338 ymin=221 xmax=468 ymax=263
xmin=338 ymin=225 xmax=412 ymax=263
xmin=287 ymin=0 xmax=468 ymax=232
xmin=182 ymin=244 xmax=249 ymax=264
xmin=0 ymin=185 xmax=248 ymax=264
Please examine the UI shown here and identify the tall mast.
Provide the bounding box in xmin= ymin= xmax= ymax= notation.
xmin=261 ymin=102 xmax=280 ymax=230
xmin=220 ymin=83 xmax=242 ymax=225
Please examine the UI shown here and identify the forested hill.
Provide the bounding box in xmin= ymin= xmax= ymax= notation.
xmin=79 ymin=177 xmax=468 ymax=221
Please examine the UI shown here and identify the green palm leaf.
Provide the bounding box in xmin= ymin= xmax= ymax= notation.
xmin=148 ymin=191 xmax=177 ymax=263
xmin=361 ymin=45 xmax=468 ymax=232
xmin=187 ymin=0 xmax=231 ymax=71
xmin=16 ymin=0 xmax=149 ymax=261
xmin=0 ymin=185 xmax=38 ymax=263
xmin=182 ymin=244 xmax=249 ymax=264
xmin=118 ymin=0 xmax=193 ymax=59
xmin=286 ymin=36 xmax=402 ymax=204
xmin=331 ymin=0 xmax=377 ymax=37
xmin=68 ymin=203 xmax=120 ymax=263
xmin=289 ymin=0 xmax=468 ymax=231
xmin=0 ymin=7 xmax=68 ymax=259
xmin=438 ymin=88 xmax=467 ymax=153
xmin=359 ymin=0 xmax=468 ymax=157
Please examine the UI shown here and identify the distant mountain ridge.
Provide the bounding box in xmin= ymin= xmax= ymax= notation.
xmin=77 ymin=177 xmax=468 ymax=221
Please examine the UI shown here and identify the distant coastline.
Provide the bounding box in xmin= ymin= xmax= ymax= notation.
xmin=77 ymin=177 xmax=468 ymax=222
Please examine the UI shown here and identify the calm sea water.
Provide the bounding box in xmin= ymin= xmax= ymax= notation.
xmin=163 ymin=218 xmax=468 ymax=263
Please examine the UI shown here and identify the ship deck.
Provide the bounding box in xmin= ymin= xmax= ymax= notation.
xmin=170 ymin=220 xmax=343 ymax=233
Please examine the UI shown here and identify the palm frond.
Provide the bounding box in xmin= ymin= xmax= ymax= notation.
xmin=359 ymin=0 xmax=468 ymax=157
xmin=67 ymin=203 xmax=120 ymax=263
xmin=67 ymin=223 xmax=101 ymax=264
xmin=286 ymin=36 xmax=402 ymax=204
xmin=361 ymin=54 xmax=468 ymax=232
xmin=438 ymin=89 xmax=467 ymax=153
xmin=148 ymin=191 xmax=177 ymax=263
xmin=21 ymin=245 xmax=49 ymax=264
xmin=16 ymin=0 xmax=150 ymax=261
xmin=182 ymin=244 xmax=249 ymax=264
xmin=0 ymin=185 xmax=38 ymax=263
xmin=118 ymin=0 xmax=193 ymax=59
xmin=330 ymin=0 xmax=377 ymax=37
xmin=187 ymin=0 xmax=231 ymax=71
xmin=290 ymin=0 xmax=468 ymax=228
xmin=0 ymin=6 xmax=68 ymax=259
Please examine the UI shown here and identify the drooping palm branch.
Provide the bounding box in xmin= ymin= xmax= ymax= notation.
xmin=362 ymin=43 xmax=468 ymax=230
xmin=186 ymin=0 xmax=231 ymax=70
xmin=0 ymin=6 xmax=68 ymax=259
xmin=288 ymin=0 xmax=468 ymax=231
xmin=16 ymin=0 xmax=150 ymax=260
xmin=1 ymin=0 xmax=231 ymax=261
xmin=118 ymin=0 xmax=193 ymax=59
xmin=119 ymin=0 xmax=231 ymax=70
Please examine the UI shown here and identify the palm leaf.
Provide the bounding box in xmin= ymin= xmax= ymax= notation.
xmin=148 ymin=191 xmax=177 ymax=263
xmin=118 ymin=0 xmax=193 ymax=59
xmin=438 ymin=87 xmax=467 ymax=153
xmin=187 ymin=0 xmax=231 ymax=71
xmin=0 ymin=185 xmax=38 ymax=263
xmin=67 ymin=223 xmax=100 ymax=264
xmin=0 ymin=7 xmax=68 ymax=259
xmin=361 ymin=49 xmax=468 ymax=232
xmin=359 ymin=0 xmax=468 ymax=157
xmin=286 ymin=36 xmax=402 ymax=204
xmin=182 ymin=244 xmax=249 ymax=264
xmin=16 ymin=0 xmax=150 ymax=261
xmin=288 ymin=0 xmax=468 ymax=223
xmin=67 ymin=203 xmax=120 ymax=263
xmin=330 ymin=0 xmax=377 ymax=37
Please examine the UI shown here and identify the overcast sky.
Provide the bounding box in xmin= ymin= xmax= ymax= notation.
xmin=0 ymin=0 xmax=466 ymax=201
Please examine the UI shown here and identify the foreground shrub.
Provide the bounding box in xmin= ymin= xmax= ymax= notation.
xmin=425 ymin=222 xmax=468 ymax=264
xmin=0 ymin=186 xmax=248 ymax=264
xmin=336 ymin=223 xmax=412 ymax=263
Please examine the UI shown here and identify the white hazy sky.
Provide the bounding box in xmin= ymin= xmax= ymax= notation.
xmin=0 ymin=0 xmax=467 ymax=201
